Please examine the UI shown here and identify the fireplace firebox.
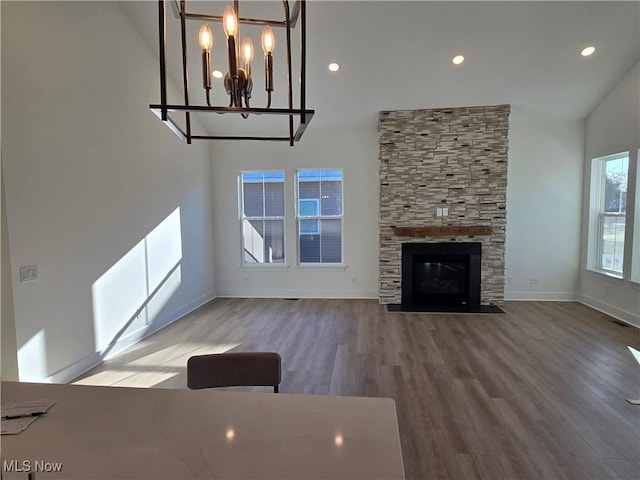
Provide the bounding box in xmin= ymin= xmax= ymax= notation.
xmin=401 ymin=242 xmax=481 ymax=312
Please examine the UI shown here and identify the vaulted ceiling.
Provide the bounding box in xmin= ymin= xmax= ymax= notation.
xmin=120 ymin=1 xmax=639 ymax=137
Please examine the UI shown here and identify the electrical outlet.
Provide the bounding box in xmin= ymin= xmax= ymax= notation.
xmin=351 ymin=276 xmax=357 ymax=284
xmin=529 ymin=276 xmax=538 ymax=285
xmin=507 ymin=276 xmax=513 ymax=285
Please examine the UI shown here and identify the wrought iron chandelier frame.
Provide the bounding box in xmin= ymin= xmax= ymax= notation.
xmin=150 ymin=0 xmax=314 ymax=146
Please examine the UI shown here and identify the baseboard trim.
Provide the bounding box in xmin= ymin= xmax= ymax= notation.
xmin=216 ymin=289 xmax=378 ymax=299
xmin=503 ymin=291 xmax=577 ymax=301
xmin=577 ymin=293 xmax=640 ymax=328
xmin=45 ymin=290 xmax=217 ymax=384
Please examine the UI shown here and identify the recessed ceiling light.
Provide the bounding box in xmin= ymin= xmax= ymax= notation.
xmin=212 ymin=70 xmax=223 ymax=79
xmin=581 ymin=46 xmax=596 ymax=57
xmin=452 ymin=55 xmax=465 ymax=65
xmin=328 ymin=62 xmax=340 ymax=72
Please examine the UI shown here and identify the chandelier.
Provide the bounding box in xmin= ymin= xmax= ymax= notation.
xmin=150 ymin=0 xmax=314 ymax=146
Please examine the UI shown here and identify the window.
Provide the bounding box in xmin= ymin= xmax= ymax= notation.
xmin=632 ymin=149 xmax=640 ymax=283
xmin=240 ymin=171 xmax=285 ymax=264
xmin=296 ymin=170 xmax=343 ymax=264
xmin=590 ymin=153 xmax=629 ymax=275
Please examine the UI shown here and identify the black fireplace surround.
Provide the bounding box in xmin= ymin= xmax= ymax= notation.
xmin=400 ymin=242 xmax=482 ymax=312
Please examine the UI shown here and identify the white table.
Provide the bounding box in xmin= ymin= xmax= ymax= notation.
xmin=1 ymin=381 xmax=404 ymax=479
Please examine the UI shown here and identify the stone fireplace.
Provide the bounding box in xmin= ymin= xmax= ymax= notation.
xmin=378 ymin=105 xmax=510 ymax=308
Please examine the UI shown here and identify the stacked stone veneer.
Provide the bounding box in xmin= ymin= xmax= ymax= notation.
xmin=378 ymin=105 xmax=510 ymax=306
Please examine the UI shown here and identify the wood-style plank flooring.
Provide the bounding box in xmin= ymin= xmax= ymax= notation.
xmin=76 ymin=299 xmax=640 ymax=479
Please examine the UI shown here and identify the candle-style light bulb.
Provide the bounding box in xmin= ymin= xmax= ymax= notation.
xmin=241 ymin=38 xmax=254 ymax=66
xmin=198 ymin=23 xmax=213 ymax=103
xmin=198 ymin=23 xmax=213 ymax=52
xmin=261 ymin=26 xmax=275 ymax=54
xmin=222 ymin=4 xmax=239 ymax=105
xmin=240 ymin=37 xmax=254 ymax=105
xmin=223 ymin=5 xmax=238 ymax=38
xmin=262 ymin=26 xmax=275 ymax=98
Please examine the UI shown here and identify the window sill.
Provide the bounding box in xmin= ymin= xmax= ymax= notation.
xmin=239 ymin=265 xmax=290 ymax=271
xmin=585 ymin=268 xmax=624 ymax=283
xmin=237 ymin=264 xmax=349 ymax=272
xmin=296 ymin=264 xmax=348 ymax=271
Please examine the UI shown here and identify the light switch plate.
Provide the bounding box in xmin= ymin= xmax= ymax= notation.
xmin=435 ymin=205 xmax=449 ymax=218
xmin=19 ymin=265 xmax=38 ymax=283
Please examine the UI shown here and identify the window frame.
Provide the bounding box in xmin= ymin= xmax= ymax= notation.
xmin=295 ymin=169 xmax=344 ymax=266
xmin=238 ymin=170 xmax=286 ymax=266
xmin=631 ymin=149 xmax=640 ymax=284
xmin=588 ymin=152 xmax=629 ymax=277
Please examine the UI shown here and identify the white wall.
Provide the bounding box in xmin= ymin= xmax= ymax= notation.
xmin=211 ymin=126 xmax=379 ymax=298
xmin=2 ymin=1 xmax=216 ymax=382
xmin=505 ymin=120 xmax=585 ymax=301
xmin=579 ymin=62 xmax=639 ymax=326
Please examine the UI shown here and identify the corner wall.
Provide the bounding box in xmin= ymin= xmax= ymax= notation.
xmin=1 ymin=1 xmax=20 ymax=381
xmin=1 ymin=174 xmax=18 ymax=380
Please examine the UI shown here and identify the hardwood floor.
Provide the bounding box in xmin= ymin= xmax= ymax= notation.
xmin=76 ymin=299 xmax=640 ymax=479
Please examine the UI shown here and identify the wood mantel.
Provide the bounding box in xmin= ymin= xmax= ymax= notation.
xmin=392 ymin=226 xmax=493 ymax=237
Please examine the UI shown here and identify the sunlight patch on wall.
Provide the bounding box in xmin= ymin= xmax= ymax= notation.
xmin=17 ymin=330 xmax=47 ymax=382
xmin=146 ymin=207 xmax=183 ymax=295
xmin=92 ymin=238 xmax=147 ymax=351
xmin=92 ymin=208 xmax=183 ymax=354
